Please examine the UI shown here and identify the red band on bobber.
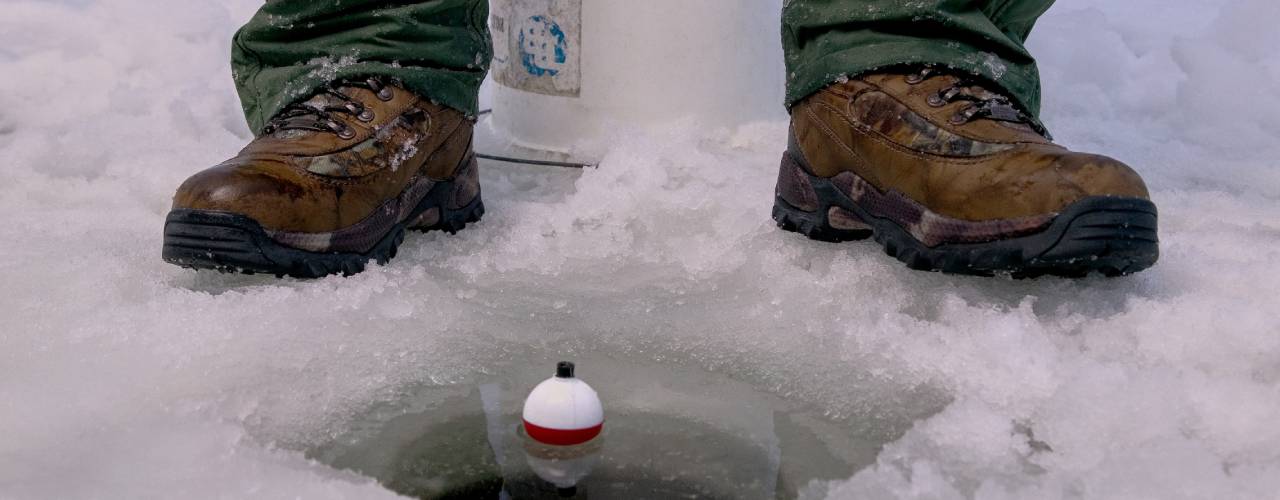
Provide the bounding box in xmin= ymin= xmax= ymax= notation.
xmin=523 ymin=420 xmax=603 ymax=446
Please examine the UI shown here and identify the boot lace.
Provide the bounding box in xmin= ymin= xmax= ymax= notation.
xmin=261 ymin=76 xmax=397 ymax=139
xmin=906 ymin=67 xmax=1050 ymax=138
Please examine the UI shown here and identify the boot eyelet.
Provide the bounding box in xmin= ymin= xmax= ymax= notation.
xmin=906 ymin=68 xmax=934 ymax=84
xmin=337 ymin=127 xmax=357 ymax=139
xmin=927 ymin=94 xmax=947 ymax=107
xmin=949 ymin=110 xmax=972 ymax=125
xmin=377 ymin=88 xmax=394 ymax=101
xmin=357 ymin=109 xmax=375 ymax=122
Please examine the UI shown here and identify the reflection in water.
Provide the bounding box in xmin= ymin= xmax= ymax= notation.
xmin=520 ymin=434 xmax=602 ymax=494
xmin=308 ymin=354 xmax=924 ymax=499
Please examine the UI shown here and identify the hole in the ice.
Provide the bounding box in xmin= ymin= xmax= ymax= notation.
xmin=305 ymin=354 xmax=925 ymax=500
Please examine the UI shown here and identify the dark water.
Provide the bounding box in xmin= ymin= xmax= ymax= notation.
xmin=307 ymin=354 xmax=917 ymax=499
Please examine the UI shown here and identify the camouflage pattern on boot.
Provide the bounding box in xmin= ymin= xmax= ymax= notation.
xmin=775 ymin=69 xmax=1158 ymax=277
xmin=163 ymin=77 xmax=483 ymax=278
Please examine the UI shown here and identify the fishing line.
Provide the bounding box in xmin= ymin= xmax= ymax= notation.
xmin=474 ymin=109 xmax=596 ymax=169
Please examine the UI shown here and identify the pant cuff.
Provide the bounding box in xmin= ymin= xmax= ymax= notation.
xmin=785 ymin=37 xmax=1043 ymax=122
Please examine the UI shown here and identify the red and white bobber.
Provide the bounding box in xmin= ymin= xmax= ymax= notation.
xmin=522 ymin=361 xmax=604 ymax=446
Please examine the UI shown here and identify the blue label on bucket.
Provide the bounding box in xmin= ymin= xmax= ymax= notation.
xmin=519 ymin=15 xmax=568 ymax=77
xmin=491 ymin=0 xmax=581 ymax=98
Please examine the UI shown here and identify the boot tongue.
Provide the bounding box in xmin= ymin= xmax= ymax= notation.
xmin=300 ymin=84 xmax=369 ymax=109
xmin=961 ymin=84 xmax=1002 ymax=103
xmin=265 ymin=87 xmax=365 ymax=138
xmin=298 ymin=92 xmax=343 ymax=111
xmin=944 ymin=78 xmax=1045 ymax=137
xmin=295 ymin=86 xmax=364 ymax=116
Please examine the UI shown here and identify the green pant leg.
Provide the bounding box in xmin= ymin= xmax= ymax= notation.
xmin=781 ymin=0 xmax=1055 ymax=119
xmin=231 ymin=0 xmax=492 ymax=134
xmin=981 ymin=0 xmax=1056 ymax=43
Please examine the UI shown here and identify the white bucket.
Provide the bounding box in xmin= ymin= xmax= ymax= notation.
xmin=485 ymin=0 xmax=786 ymax=164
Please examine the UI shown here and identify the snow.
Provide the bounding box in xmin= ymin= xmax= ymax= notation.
xmin=1 ymin=0 xmax=1279 ymax=499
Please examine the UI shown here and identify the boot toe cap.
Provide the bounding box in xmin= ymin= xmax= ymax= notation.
xmin=943 ymin=151 xmax=1151 ymax=221
xmin=171 ymin=160 xmax=325 ymax=231
xmin=1054 ymin=153 xmax=1151 ymax=201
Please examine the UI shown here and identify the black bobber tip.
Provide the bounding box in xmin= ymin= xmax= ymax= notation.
xmin=556 ymin=361 xmax=575 ymax=378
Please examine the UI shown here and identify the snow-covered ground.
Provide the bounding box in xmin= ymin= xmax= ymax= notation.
xmin=2 ymin=0 xmax=1279 ymax=498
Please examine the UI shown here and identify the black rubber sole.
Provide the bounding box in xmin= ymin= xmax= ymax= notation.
xmin=162 ymin=181 xmax=484 ymax=279
xmin=773 ymin=174 xmax=1159 ymax=278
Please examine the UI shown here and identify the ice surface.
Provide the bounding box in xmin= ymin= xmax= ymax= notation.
xmin=2 ymin=0 xmax=1279 ymax=499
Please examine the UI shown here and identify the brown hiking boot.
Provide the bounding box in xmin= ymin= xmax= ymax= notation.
xmin=774 ymin=69 xmax=1158 ymax=277
xmin=162 ymin=77 xmax=483 ymax=278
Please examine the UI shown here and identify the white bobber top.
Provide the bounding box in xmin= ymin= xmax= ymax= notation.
xmin=522 ymin=362 xmax=604 ymax=446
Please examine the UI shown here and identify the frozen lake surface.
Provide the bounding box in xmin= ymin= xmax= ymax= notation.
xmin=2 ymin=0 xmax=1279 ymax=498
